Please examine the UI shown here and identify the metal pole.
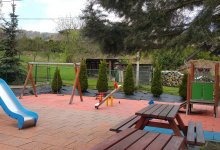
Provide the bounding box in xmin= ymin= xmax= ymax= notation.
xmin=136 ymin=51 xmax=140 ymax=87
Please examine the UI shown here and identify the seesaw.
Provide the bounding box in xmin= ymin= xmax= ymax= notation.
xmin=95 ymin=85 xmax=121 ymax=109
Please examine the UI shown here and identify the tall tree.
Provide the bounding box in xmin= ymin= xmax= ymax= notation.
xmin=0 ymin=3 xmax=22 ymax=83
xmin=81 ymin=2 xmax=129 ymax=54
xmin=82 ymin=0 xmax=220 ymax=53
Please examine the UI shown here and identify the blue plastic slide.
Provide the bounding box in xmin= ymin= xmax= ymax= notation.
xmin=0 ymin=79 xmax=38 ymax=129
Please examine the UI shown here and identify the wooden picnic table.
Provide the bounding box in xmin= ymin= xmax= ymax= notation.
xmin=89 ymin=128 xmax=186 ymax=150
xmin=135 ymin=104 xmax=187 ymax=136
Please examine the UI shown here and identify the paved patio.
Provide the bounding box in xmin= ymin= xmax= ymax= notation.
xmin=0 ymin=94 xmax=219 ymax=150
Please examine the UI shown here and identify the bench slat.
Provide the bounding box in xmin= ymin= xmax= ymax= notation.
xmin=145 ymin=134 xmax=172 ymax=150
xmin=108 ymin=130 xmax=147 ymax=150
xmin=144 ymin=104 xmax=163 ymax=116
xmin=166 ymin=105 xmax=180 ymax=119
xmin=163 ymin=136 xmax=185 ymax=150
xmin=89 ymin=128 xmax=137 ymax=150
xmin=196 ymin=122 xmax=205 ymax=146
xmin=110 ymin=115 xmax=138 ymax=132
xmin=135 ymin=104 xmax=156 ymax=115
xmin=151 ymin=105 xmax=169 ymax=118
xmin=187 ymin=121 xmax=195 ymax=145
xmin=157 ymin=105 xmax=174 ymax=119
xmin=118 ymin=116 xmax=141 ymax=131
xmin=127 ymin=132 xmax=159 ymax=150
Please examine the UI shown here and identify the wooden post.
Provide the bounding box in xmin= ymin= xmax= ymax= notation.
xmin=186 ymin=70 xmax=191 ymax=115
xmin=69 ymin=64 xmax=83 ymax=104
xmin=214 ymin=63 xmax=219 ymax=117
xmin=186 ymin=63 xmax=194 ymax=115
xmin=20 ymin=64 xmax=37 ymax=98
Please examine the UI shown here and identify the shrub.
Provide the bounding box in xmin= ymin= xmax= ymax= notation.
xmin=79 ymin=59 xmax=88 ymax=92
xmin=51 ymin=67 xmax=63 ymax=93
xmin=151 ymin=63 xmax=163 ymax=97
xmin=96 ymin=61 xmax=108 ymax=92
xmin=179 ymin=73 xmax=188 ymax=100
xmin=123 ymin=63 xmax=135 ymax=95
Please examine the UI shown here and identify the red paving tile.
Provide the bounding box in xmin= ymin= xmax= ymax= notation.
xmin=19 ymin=141 xmax=52 ymax=150
xmin=0 ymin=94 xmax=219 ymax=150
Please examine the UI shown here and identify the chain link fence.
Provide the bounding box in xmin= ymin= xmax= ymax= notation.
xmin=0 ymin=65 xmax=152 ymax=86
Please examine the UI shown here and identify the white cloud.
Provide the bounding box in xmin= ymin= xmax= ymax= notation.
xmin=20 ymin=20 xmax=57 ymax=33
xmin=25 ymin=0 xmax=87 ymax=32
xmin=34 ymin=0 xmax=86 ymax=18
xmin=1 ymin=1 xmax=22 ymax=17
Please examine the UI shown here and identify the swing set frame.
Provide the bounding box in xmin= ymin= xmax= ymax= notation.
xmin=19 ymin=62 xmax=83 ymax=103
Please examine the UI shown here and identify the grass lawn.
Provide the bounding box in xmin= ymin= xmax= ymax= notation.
xmin=32 ymin=65 xmax=179 ymax=95
xmin=30 ymin=66 xmax=180 ymax=96
xmin=140 ymin=85 xmax=179 ymax=96
xmin=33 ymin=65 xmax=75 ymax=84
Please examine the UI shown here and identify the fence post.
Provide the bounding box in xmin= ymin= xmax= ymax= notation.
xmin=136 ymin=50 xmax=140 ymax=87
xmin=34 ymin=64 xmax=37 ymax=84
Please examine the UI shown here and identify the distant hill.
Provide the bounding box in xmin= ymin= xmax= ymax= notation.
xmin=18 ymin=30 xmax=59 ymax=40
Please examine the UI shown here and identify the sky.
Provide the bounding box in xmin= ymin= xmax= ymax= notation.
xmin=1 ymin=0 xmax=87 ymax=33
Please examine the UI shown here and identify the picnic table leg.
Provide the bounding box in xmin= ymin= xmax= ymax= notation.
xmin=168 ymin=119 xmax=182 ymax=137
xmin=176 ymin=114 xmax=187 ymax=136
xmin=181 ymin=142 xmax=188 ymax=150
xmin=135 ymin=117 xmax=147 ymax=130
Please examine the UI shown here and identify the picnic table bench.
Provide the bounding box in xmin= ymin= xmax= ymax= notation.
xmin=89 ymin=128 xmax=186 ymax=150
xmin=135 ymin=104 xmax=187 ymax=136
xmin=187 ymin=121 xmax=205 ymax=146
xmin=110 ymin=104 xmax=205 ymax=147
xmin=110 ymin=115 xmax=141 ymax=132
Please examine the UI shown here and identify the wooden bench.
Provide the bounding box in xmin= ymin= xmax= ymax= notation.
xmin=89 ymin=128 xmax=186 ymax=150
xmin=187 ymin=121 xmax=205 ymax=146
xmin=110 ymin=115 xmax=141 ymax=132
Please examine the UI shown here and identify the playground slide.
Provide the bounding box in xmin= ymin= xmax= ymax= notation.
xmin=0 ymin=79 xmax=38 ymax=129
xmin=95 ymin=85 xmax=121 ymax=109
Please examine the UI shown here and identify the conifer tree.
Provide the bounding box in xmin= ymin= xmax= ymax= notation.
xmin=96 ymin=61 xmax=108 ymax=92
xmin=151 ymin=63 xmax=163 ymax=97
xmin=123 ymin=63 xmax=135 ymax=95
xmin=79 ymin=59 xmax=88 ymax=92
xmin=179 ymin=73 xmax=188 ymax=100
xmin=51 ymin=67 xmax=63 ymax=93
xmin=0 ymin=3 xmax=21 ymax=83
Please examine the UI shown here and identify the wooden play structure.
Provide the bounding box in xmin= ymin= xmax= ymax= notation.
xmin=20 ymin=62 xmax=83 ymax=103
xmin=186 ymin=60 xmax=219 ymax=117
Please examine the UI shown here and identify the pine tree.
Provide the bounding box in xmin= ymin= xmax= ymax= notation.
xmin=51 ymin=67 xmax=63 ymax=93
xmin=79 ymin=59 xmax=88 ymax=92
xmin=151 ymin=63 xmax=163 ymax=97
xmin=123 ymin=63 xmax=135 ymax=95
xmin=96 ymin=61 xmax=108 ymax=92
xmin=179 ymin=73 xmax=188 ymax=100
xmin=82 ymin=0 xmax=220 ymax=53
xmin=0 ymin=3 xmax=21 ymax=83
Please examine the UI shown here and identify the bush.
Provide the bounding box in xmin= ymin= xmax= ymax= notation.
xmin=179 ymin=73 xmax=188 ymax=100
xmin=79 ymin=59 xmax=88 ymax=92
xmin=96 ymin=61 xmax=108 ymax=92
xmin=51 ymin=67 xmax=63 ymax=93
xmin=123 ymin=63 xmax=135 ymax=95
xmin=151 ymin=63 xmax=163 ymax=97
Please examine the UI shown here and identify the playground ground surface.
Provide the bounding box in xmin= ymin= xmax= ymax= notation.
xmin=0 ymin=94 xmax=219 ymax=150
